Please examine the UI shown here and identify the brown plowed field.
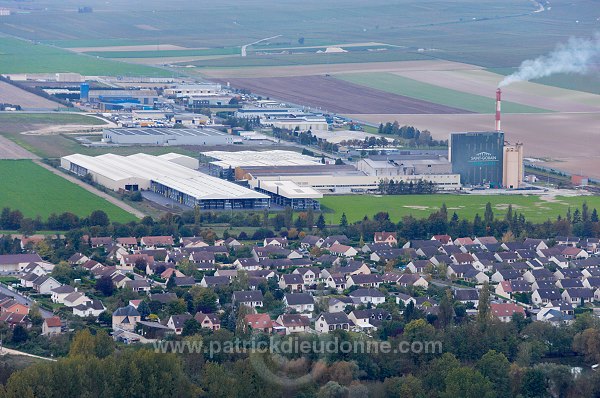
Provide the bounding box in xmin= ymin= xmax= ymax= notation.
xmin=219 ymin=76 xmax=472 ymax=114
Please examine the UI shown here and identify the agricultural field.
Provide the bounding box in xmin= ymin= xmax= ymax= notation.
xmin=319 ymin=194 xmax=600 ymax=225
xmin=215 ymin=76 xmax=470 ymax=114
xmin=1 ymin=0 xmax=597 ymax=69
xmin=0 ymin=160 xmax=136 ymax=222
xmin=0 ymin=81 xmax=64 ymax=110
xmin=0 ymin=38 xmax=170 ymax=76
xmin=335 ymin=73 xmax=549 ymax=114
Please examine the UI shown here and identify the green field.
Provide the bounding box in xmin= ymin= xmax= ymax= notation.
xmin=1 ymin=0 xmax=596 ymax=69
xmin=488 ymin=68 xmax=600 ymax=96
xmin=84 ymin=47 xmax=240 ymax=59
xmin=319 ymin=194 xmax=600 ymax=224
xmin=0 ymin=113 xmax=107 ymax=125
xmin=0 ymin=38 xmax=171 ymax=76
xmin=0 ymin=160 xmax=136 ymax=222
xmin=335 ymin=73 xmax=550 ymax=114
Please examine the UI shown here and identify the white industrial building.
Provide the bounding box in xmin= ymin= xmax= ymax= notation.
xmin=60 ymin=153 xmax=270 ymax=209
xmin=249 ymin=180 xmax=323 ymax=210
xmin=102 ymin=127 xmax=236 ymax=146
xmin=269 ymin=117 xmax=329 ymax=132
xmin=357 ymin=156 xmax=453 ymax=177
xmin=254 ymin=174 xmax=461 ymax=194
xmin=164 ymin=83 xmax=222 ymax=98
xmin=203 ymin=150 xmax=321 ymax=179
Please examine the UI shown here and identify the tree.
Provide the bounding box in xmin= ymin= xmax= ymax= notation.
xmin=182 ymin=319 xmax=201 ymax=336
xmin=11 ymin=325 xmax=28 ymax=343
xmin=137 ymin=300 xmax=151 ymax=319
xmin=89 ymin=210 xmax=110 ymax=226
xmin=444 ymin=367 xmax=495 ymax=398
xmin=438 ymin=289 xmax=454 ymax=329
xmin=484 ymin=202 xmax=494 ymax=225
xmin=28 ymin=303 xmax=43 ymax=326
xmin=477 ymin=282 xmax=492 ymax=325
xmin=318 ymin=381 xmax=349 ymax=398
xmin=340 ymin=213 xmax=348 ymax=228
xmin=316 ymin=214 xmax=326 ymax=230
xmin=521 ymin=368 xmax=547 ymax=398
xmin=96 ymin=275 xmax=115 ymax=296
xmin=477 ymin=350 xmax=510 ymax=390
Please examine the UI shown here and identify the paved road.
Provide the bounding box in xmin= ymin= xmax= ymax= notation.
xmin=0 ymin=283 xmax=53 ymax=319
xmin=0 ymin=136 xmax=39 ymax=159
xmin=34 ymin=160 xmax=146 ymax=219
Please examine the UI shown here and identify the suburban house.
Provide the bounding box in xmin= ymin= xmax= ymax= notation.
xmin=328 ymin=297 xmax=355 ymax=313
xmin=278 ymin=274 xmax=304 ymax=292
xmin=51 ymin=285 xmax=76 ymax=303
xmin=561 ymin=288 xmax=594 ymax=307
xmin=490 ymin=303 xmax=526 ymax=322
xmin=140 ymin=236 xmax=174 ymax=248
xmin=232 ymin=291 xmax=264 ymax=308
xmin=112 ymin=305 xmax=141 ymax=332
xmin=315 ymin=312 xmax=352 ymax=334
xmin=348 ymin=288 xmax=386 ymax=305
xmin=0 ymin=298 xmax=29 ymax=315
xmin=495 ymin=280 xmax=531 ymax=299
xmin=244 ymin=313 xmax=273 ymax=333
xmin=276 ymin=314 xmax=310 ymax=335
xmin=348 ymin=309 xmax=391 ymax=331
xmin=531 ymin=289 xmax=562 ymax=306
xmin=283 ymin=293 xmax=314 ymax=314
xmin=73 ymin=300 xmax=106 ymax=317
xmin=328 ymin=244 xmax=358 ymax=258
xmin=167 ymin=314 xmax=193 ymax=334
xmin=194 ymin=312 xmax=221 ymax=331
xmin=374 ymin=232 xmax=398 ymax=246
xmin=346 ymin=274 xmax=383 ymax=289
xmin=42 ymin=316 xmax=62 ymax=335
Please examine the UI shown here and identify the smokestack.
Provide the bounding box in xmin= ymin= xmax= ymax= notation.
xmin=495 ymin=88 xmax=502 ymax=132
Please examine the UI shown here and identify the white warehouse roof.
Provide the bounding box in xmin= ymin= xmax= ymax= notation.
xmin=62 ymin=153 xmax=269 ymax=201
xmin=251 ymin=180 xmax=323 ymax=199
xmin=202 ymin=150 xmax=321 ymax=168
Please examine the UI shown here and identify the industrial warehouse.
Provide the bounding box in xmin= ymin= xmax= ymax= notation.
xmin=102 ymin=127 xmax=236 ymax=146
xmin=204 ymin=150 xmax=462 ymax=193
xmin=60 ymin=153 xmax=270 ymax=210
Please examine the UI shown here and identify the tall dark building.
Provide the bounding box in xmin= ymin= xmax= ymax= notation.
xmin=450 ymin=132 xmax=504 ymax=187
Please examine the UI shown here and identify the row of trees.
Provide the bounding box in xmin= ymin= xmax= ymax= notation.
xmin=377 ymin=122 xmax=448 ymax=147
xmin=378 ymin=179 xmax=438 ymax=195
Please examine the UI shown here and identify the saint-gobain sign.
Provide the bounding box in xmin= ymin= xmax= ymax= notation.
xmin=469 ymin=151 xmax=499 ymax=163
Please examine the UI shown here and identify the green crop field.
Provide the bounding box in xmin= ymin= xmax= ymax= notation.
xmin=84 ymin=47 xmax=241 ymax=59
xmin=0 ymin=113 xmax=107 ymax=125
xmin=0 ymin=38 xmax=171 ymax=76
xmin=0 ymin=160 xmax=136 ymax=222
xmin=319 ymin=194 xmax=600 ymax=224
xmin=335 ymin=73 xmax=550 ymax=114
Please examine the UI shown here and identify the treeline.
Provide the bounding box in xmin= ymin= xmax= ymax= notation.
xmin=272 ymin=128 xmax=339 ymax=153
xmin=2 ymin=310 xmax=599 ymax=397
xmin=377 ymin=122 xmax=448 ymax=147
xmin=378 ymin=179 xmax=438 ymax=195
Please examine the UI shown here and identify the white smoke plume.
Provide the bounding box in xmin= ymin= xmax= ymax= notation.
xmin=499 ymin=33 xmax=600 ymax=87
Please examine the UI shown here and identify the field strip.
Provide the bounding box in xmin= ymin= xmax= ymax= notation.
xmin=0 ymin=136 xmax=39 ymax=159
xmin=33 ymin=160 xmax=146 ymax=219
xmin=335 ymin=73 xmax=549 ymax=114
xmin=199 ymin=60 xmax=481 ymax=78
xmin=69 ymin=44 xmax=194 ymax=52
xmin=0 ymin=81 xmax=63 ymax=110
xmin=345 ymin=112 xmax=600 ymax=180
xmin=393 ymin=69 xmax=600 ymax=112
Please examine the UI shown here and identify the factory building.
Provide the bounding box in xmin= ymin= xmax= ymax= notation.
xmin=358 ymin=154 xmax=453 ymax=177
xmin=269 ymin=117 xmax=329 ymax=132
xmin=202 ymin=150 xmax=321 ymax=180
xmin=60 ymin=153 xmax=269 ymax=210
xmin=235 ymin=108 xmax=304 ymax=119
xmin=102 ymin=127 xmax=236 ymax=146
xmin=85 ymin=89 xmax=159 ymax=110
xmin=164 ymin=84 xmax=222 ymax=98
xmin=249 ymin=180 xmax=323 ymax=210
xmin=450 ymin=132 xmax=504 ymax=187
xmin=503 ymin=143 xmax=524 ymax=189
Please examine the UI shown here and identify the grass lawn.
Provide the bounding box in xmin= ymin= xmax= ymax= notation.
xmin=335 ymin=73 xmax=550 ymax=114
xmin=319 ymin=194 xmax=600 ymax=224
xmin=85 ymin=47 xmax=240 ymax=59
xmin=0 ymin=160 xmax=137 ymax=223
xmin=0 ymin=113 xmax=107 ymax=125
xmin=0 ymin=38 xmax=172 ymax=76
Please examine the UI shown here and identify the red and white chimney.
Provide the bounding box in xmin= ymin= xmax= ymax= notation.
xmin=495 ymin=88 xmax=502 ymax=132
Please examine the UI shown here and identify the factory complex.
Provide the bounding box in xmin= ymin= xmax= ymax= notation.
xmin=102 ymin=127 xmax=236 ymax=146
xmin=60 ymin=153 xmax=270 ymax=210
